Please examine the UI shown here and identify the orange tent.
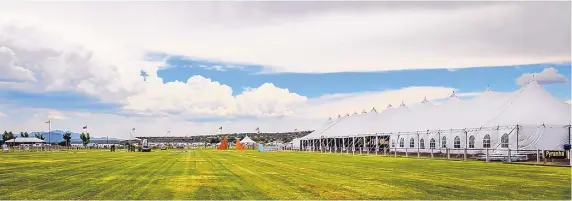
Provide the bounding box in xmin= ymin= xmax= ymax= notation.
xmin=217 ymin=136 xmax=228 ymax=150
xmin=236 ymin=139 xmax=246 ymax=150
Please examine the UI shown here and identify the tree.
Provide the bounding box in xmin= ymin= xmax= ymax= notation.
xmin=2 ymin=131 xmax=15 ymax=144
xmin=19 ymin=132 xmax=29 ymax=137
xmin=35 ymin=133 xmax=45 ymax=140
xmin=80 ymin=132 xmax=90 ymax=147
xmin=209 ymin=137 xmax=220 ymax=144
xmin=63 ymin=132 xmax=72 ymax=146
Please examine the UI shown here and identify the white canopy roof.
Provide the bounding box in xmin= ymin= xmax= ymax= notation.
xmin=10 ymin=137 xmax=45 ymax=143
xmin=301 ymin=115 xmax=342 ymax=139
xmin=305 ymin=81 xmax=571 ymax=139
xmin=240 ymin=135 xmax=256 ymax=144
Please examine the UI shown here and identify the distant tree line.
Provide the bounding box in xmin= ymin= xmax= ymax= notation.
xmin=137 ymin=131 xmax=313 ymax=144
xmin=1 ymin=131 xmax=81 ymax=146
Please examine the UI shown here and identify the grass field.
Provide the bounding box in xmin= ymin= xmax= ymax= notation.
xmin=0 ymin=149 xmax=570 ymax=200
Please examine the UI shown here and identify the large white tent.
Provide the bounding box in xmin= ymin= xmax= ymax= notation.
xmin=300 ymin=81 xmax=571 ymax=153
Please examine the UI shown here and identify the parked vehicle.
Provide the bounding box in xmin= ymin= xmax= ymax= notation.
xmin=141 ymin=139 xmax=151 ymax=152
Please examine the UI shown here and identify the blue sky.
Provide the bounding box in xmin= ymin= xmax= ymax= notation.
xmin=1 ymin=61 xmax=570 ymax=112
xmin=157 ymin=58 xmax=571 ymax=100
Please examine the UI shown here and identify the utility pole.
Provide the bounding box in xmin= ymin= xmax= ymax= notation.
xmin=48 ymin=120 xmax=51 ymax=145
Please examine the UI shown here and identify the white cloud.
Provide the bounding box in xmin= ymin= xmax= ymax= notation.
xmin=0 ymin=86 xmax=482 ymax=138
xmin=123 ymin=75 xmax=237 ymax=117
xmin=0 ymin=24 xmax=305 ymax=118
xmin=0 ymin=46 xmax=37 ymax=82
xmin=0 ymin=2 xmax=567 ymax=136
xmin=0 ymin=1 xmax=569 ymax=74
xmin=297 ymin=86 xmax=479 ymax=119
xmin=516 ymin=67 xmax=569 ymax=86
xmin=235 ymin=83 xmax=307 ymax=117
xmin=47 ymin=110 xmax=67 ymax=120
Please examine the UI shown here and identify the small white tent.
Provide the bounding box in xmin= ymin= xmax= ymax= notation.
xmin=9 ymin=137 xmax=45 ymax=144
xmin=240 ymin=135 xmax=256 ymax=144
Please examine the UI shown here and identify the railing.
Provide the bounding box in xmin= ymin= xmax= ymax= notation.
xmin=1 ymin=145 xmax=75 ymax=152
xmin=297 ymin=146 xmax=571 ymax=166
xmin=1 ymin=145 xmax=130 ymax=152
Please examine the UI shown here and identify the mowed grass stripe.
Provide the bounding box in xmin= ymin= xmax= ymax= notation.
xmin=218 ymin=151 xmax=569 ymax=200
xmin=216 ymin=151 xmax=372 ymax=199
xmin=227 ymin=151 xmax=411 ymax=199
xmin=1 ymin=151 xmax=140 ymax=199
xmin=192 ymin=150 xmax=267 ymax=200
xmin=0 ymin=149 xmax=569 ymax=200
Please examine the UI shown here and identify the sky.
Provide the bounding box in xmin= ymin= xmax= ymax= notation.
xmin=0 ymin=1 xmax=570 ymax=139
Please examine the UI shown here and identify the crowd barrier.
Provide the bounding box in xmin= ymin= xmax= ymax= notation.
xmin=292 ymin=146 xmax=570 ymax=166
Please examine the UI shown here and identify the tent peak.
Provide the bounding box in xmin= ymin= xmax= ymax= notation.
xmin=362 ymin=109 xmax=367 ymax=114
xmin=421 ymin=97 xmax=429 ymax=104
xmin=449 ymin=91 xmax=457 ymax=98
xmin=352 ymin=111 xmax=358 ymax=115
xmin=399 ymin=101 xmax=407 ymax=108
xmin=371 ymin=107 xmax=378 ymax=113
xmin=386 ymin=104 xmax=393 ymax=108
xmin=485 ymin=85 xmax=492 ymax=92
xmin=345 ymin=113 xmax=350 ymax=117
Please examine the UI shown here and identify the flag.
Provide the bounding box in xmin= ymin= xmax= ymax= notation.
xmin=132 ymin=128 xmax=136 ymax=131
xmin=219 ymin=126 xmax=223 ymax=130
xmin=294 ymin=128 xmax=298 ymax=132
xmin=45 ymin=120 xmax=50 ymax=124
xmin=83 ymin=126 xmax=87 ymax=129
xmin=255 ymin=127 xmax=260 ymax=134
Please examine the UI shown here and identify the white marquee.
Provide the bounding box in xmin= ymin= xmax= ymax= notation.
xmin=301 ymin=81 xmax=571 ymax=151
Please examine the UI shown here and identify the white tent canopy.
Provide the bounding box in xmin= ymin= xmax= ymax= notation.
xmin=288 ymin=138 xmax=303 ymax=149
xmin=240 ymin=135 xmax=256 ymax=144
xmin=301 ymin=81 xmax=571 ymax=150
xmin=10 ymin=137 xmax=45 ymax=143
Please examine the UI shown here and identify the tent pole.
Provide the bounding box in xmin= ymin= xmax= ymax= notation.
xmin=343 ymin=138 xmax=346 ymax=154
xmin=362 ymin=136 xmax=365 ymax=155
xmin=334 ymin=138 xmax=337 ymax=153
xmin=569 ymin=125 xmax=572 ymax=167
xmin=516 ymin=124 xmax=519 ymax=154
xmin=417 ymin=133 xmax=420 ymax=158
xmin=438 ymin=132 xmax=441 ymax=154
xmin=312 ymin=140 xmax=314 ymax=152
xmin=375 ymin=134 xmax=379 ymax=155
xmin=329 ymin=138 xmax=332 ymax=153
xmin=352 ymin=137 xmax=355 ymax=155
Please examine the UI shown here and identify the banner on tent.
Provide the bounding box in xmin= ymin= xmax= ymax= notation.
xmin=544 ymin=150 xmax=567 ymax=159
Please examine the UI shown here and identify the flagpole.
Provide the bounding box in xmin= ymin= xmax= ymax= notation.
xmin=48 ymin=120 xmax=51 ymax=145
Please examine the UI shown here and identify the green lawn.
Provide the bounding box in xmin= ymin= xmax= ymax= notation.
xmin=0 ymin=149 xmax=570 ymax=200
